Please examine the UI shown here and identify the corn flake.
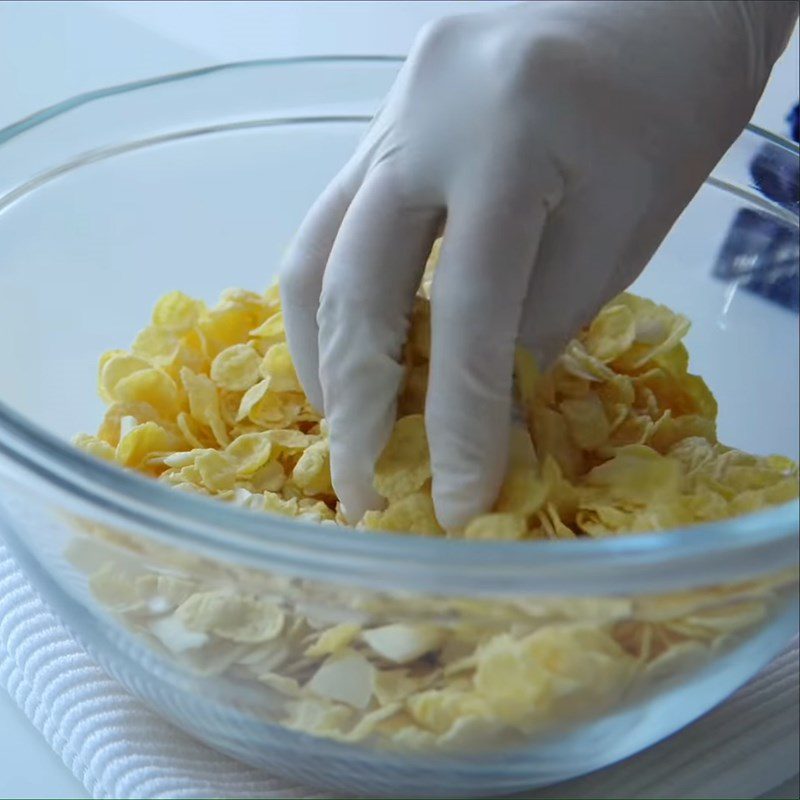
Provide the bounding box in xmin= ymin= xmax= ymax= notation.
xmin=292 ymin=439 xmax=333 ymax=496
xmin=99 ymin=353 xmax=150 ymax=402
xmin=195 ymin=450 xmax=237 ymax=491
xmin=361 ymin=493 xmax=444 ymax=536
xmin=464 ymin=513 xmax=527 ymax=540
xmin=225 ymin=432 xmax=274 ymax=475
xmin=73 ymin=433 xmax=117 ymax=462
xmin=210 ymin=344 xmax=262 ymax=391
xmin=305 ymin=623 xmax=361 ymax=658
xmin=260 ymin=343 xmax=301 ymax=392
xmin=583 ymin=304 xmax=636 ymax=362
xmin=373 ymin=414 xmax=431 ymax=501
xmin=116 ymin=421 xmax=178 ymax=468
xmin=152 ymin=290 xmax=203 ymax=333
xmin=180 ymin=367 xmax=229 ymax=446
xmin=176 ymin=590 xmax=285 ymax=643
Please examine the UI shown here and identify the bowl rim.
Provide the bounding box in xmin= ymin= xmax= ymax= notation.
xmin=1 ymin=54 xmax=798 ymax=156
xmin=0 ymin=56 xmax=797 ymax=595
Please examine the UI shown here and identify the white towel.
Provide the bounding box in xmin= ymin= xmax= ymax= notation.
xmin=1 ymin=538 xmax=797 ymax=800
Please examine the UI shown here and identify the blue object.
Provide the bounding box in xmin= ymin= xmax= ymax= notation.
xmin=713 ymin=108 xmax=799 ymax=313
xmin=748 ymin=104 xmax=798 ymax=209
xmin=713 ymin=208 xmax=799 ymax=312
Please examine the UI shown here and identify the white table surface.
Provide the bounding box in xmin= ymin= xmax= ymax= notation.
xmin=0 ymin=3 xmax=797 ymax=798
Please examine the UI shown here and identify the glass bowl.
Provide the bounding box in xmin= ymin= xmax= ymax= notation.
xmin=0 ymin=59 xmax=797 ymax=798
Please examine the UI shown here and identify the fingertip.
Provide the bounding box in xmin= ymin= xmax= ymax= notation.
xmin=432 ymin=467 xmax=505 ymax=532
xmin=328 ymin=423 xmax=389 ymax=524
xmin=337 ymin=487 xmax=385 ymax=526
xmin=427 ymin=395 xmax=511 ymax=532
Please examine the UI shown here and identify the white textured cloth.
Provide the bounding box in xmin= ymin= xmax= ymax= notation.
xmin=0 ymin=538 xmax=797 ymax=800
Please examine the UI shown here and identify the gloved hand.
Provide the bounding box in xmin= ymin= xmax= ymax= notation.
xmin=280 ymin=0 xmax=798 ymax=529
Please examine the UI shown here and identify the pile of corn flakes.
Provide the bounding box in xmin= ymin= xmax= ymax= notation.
xmin=71 ymin=243 xmax=798 ymax=750
xmin=75 ymin=255 xmax=797 ymax=540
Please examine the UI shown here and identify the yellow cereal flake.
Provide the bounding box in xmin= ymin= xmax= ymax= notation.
xmin=99 ymin=353 xmax=150 ymax=402
xmin=464 ymin=513 xmax=527 ymax=540
xmin=494 ymin=427 xmax=547 ymax=517
xmin=538 ymin=502 xmax=578 ymax=539
xmin=583 ymin=304 xmax=636 ymax=362
xmin=361 ymin=493 xmax=444 ymax=537
xmin=260 ymin=343 xmax=301 ymax=392
xmin=249 ymin=461 xmax=286 ymax=493
xmin=305 ymin=623 xmax=362 ymax=658
xmin=285 ymin=698 xmax=356 ymax=738
xmin=225 ymin=432 xmax=274 ymax=475
xmin=332 ymin=702 xmax=404 ymax=743
xmin=648 ymin=411 xmax=716 ymax=453
xmin=249 ymin=311 xmax=284 ymax=339
xmin=297 ymin=498 xmax=336 ymax=522
xmin=176 ymin=590 xmax=285 ymax=643
xmin=513 ymin=348 xmax=539 ymax=422
xmin=195 ymin=450 xmax=237 ymax=492
xmin=116 ymin=421 xmax=177 ymax=468
xmin=73 ymin=433 xmax=116 ymax=462
xmin=292 ymin=439 xmax=333 ymax=496
xmin=210 ymin=344 xmax=262 ymax=391
xmin=268 ymin=429 xmax=314 ymax=452
xmin=152 ymin=290 xmax=203 ymax=333
xmin=471 ymin=626 xmax=634 ymax=728
xmin=97 ymin=403 xmax=168 ymax=447
xmin=237 ymin=378 xmax=270 ymax=421
xmin=407 ymin=296 xmax=431 ymax=362
xmin=373 ymin=414 xmax=431 ymax=501
xmin=131 ymin=326 xmax=181 ymax=367
xmin=180 ymin=367 xmax=229 ymax=446
xmin=585 ymin=445 xmax=681 ymax=505
xmin=200 ymin=304 xmax=261 ymax=358
xmin=372 ymin=669 xmax=428 ymax=706
xmin=248 ymin=389 xmax=305 ymax=429
xmin=398 ymin=363 xmax=429 ymax=416
xmin=176 ymin=411 xmax=209 ymax=449
xmin=560 ymin=394 xmax=610 ymax=450
xmin=560 ymin=340 xmax=618 ymax=383
xmin=532 ymin=406 xmax=584 ymax=481
xmin=616 ymin=294 xmax=692 ymax=370
xmin=113 ymin=368 xmax=179 ymax=416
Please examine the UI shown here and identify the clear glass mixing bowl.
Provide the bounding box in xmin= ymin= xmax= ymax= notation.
xmin=0 ymin=59 xmax=797 ymax=797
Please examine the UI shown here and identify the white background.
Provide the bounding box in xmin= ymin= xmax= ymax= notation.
xmin=0 ymin=2 xmax=797 ymax=797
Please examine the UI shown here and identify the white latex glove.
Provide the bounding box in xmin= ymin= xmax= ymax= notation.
xmin=280 ymin=0 xmax=798 ymax=529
